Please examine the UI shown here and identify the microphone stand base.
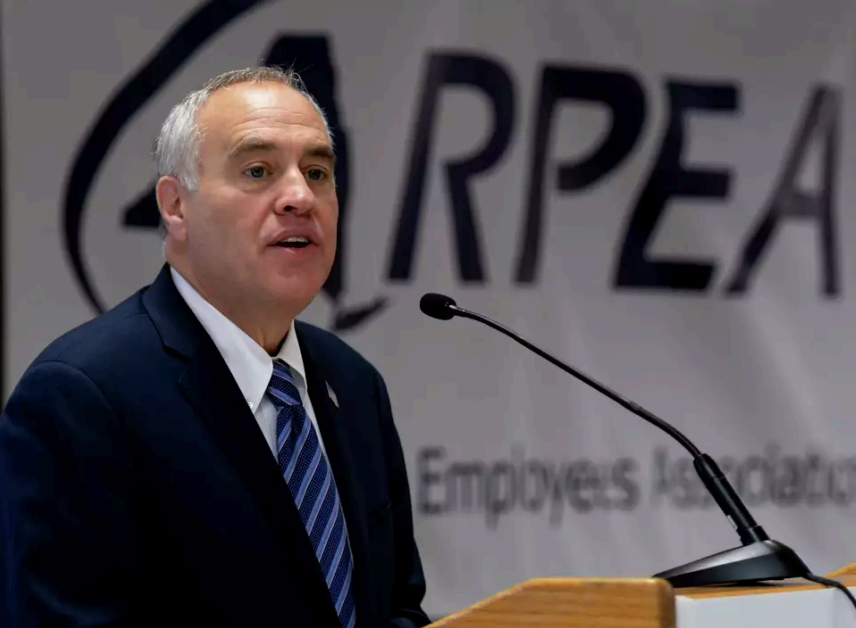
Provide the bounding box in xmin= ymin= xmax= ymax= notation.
xmin=653 ymin=540 xmax=810 ymax=588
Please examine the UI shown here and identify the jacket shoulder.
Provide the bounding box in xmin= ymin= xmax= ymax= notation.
xmin=294 ymin=320 xmax=377 ymax=375
xmin=25 ymin=289 xmax=156 ymax=378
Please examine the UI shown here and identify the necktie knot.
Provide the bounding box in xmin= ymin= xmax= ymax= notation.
xmin=267 ymin=360 xmax=302 ymax=408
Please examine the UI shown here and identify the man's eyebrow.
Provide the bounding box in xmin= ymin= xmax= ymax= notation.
xmin=226 ymin=137 xmax=278 ymax=160
xmin=305 ymin=144 xmax=336 ymax=164
xmin=226 ymin=139 xmax=336 ymax=165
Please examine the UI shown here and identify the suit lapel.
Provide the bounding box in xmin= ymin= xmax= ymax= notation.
xmin=142 ymin=265 xmax=339 ymax=625
xmin=299 ymin=335 xmax=377 ymax=628
xmin=176 ymin=339 xmax=306 ymax=550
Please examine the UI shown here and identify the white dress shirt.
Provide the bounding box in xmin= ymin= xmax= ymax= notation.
xmin=170 ymin=267 xmax=329 ymax=461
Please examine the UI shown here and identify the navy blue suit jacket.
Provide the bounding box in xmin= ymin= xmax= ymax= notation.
xmin=0 ymin=265 xmax=430 ymax=628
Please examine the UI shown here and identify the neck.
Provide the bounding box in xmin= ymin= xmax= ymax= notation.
xmin=168 ymin=259 xmax=293 ymax=355
xmin=236 ymin=317 xmax=293 ymax=356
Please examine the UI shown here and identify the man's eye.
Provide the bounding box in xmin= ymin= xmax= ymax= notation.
xmin=244 ymin=165 xmax=268 ymax=179
xmin=306 ymin=169 xmax=327 ymax=181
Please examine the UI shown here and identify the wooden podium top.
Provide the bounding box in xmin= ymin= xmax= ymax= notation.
xmin=429 ymin=576 xmax=674 ymax=627
xmin=426 ymin=564 xmax=856 ymax=627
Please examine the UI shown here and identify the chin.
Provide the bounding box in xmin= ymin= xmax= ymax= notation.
xmin=271 ymin=278 xmax=325 ymax=311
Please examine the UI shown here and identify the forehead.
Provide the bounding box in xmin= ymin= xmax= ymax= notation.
xmin=196 ymin=82 xmax=330 ymax=155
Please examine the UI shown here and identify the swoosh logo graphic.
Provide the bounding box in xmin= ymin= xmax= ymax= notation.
xmin=62 ymin=0 xmax=272 ymax=313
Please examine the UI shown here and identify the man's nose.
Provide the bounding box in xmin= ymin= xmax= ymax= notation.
xmin=274 ymin=169 xmax=314 ymax=216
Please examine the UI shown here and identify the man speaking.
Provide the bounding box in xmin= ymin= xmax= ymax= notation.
xmin=0 ymin=67 xmax=431 ymax=628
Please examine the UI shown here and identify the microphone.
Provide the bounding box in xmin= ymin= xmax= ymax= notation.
xmin=419 ymin=292 xmax=811 ymax=588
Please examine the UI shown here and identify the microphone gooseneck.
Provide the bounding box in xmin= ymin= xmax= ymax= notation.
xmin=420 ymin=292 xmax=812 ymax=588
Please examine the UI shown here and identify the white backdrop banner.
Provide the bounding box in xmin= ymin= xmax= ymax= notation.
xmin=4 ymin=0 xmax=856 ymax=617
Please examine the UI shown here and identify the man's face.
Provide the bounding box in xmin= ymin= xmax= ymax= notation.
xmin=171 ymin=81 xmax=338 ymax=318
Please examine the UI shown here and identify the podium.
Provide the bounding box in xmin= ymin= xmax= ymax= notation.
xmin=427 ymin=564 xmax=856 ymax=627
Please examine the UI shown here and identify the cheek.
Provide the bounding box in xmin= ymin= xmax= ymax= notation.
xmin=198 ymin=196 xmax=261 ymax=249
xmin=321 ymin=198 xmax=340 ymax=243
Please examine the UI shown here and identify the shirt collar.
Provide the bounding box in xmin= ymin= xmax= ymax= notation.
xmin=170 ymin=267 xmax=307 ymax=411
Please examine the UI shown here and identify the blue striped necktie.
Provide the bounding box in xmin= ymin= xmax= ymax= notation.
xmin=267 ymin=360 xmax=356 ymax=628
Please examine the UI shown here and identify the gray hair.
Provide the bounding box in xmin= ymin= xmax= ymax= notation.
xmin=155 ymin=66 xmax=334 ymax=191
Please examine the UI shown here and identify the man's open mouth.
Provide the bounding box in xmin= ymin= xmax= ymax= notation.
xmin=274 ymin=236 xmax=311 ymax=249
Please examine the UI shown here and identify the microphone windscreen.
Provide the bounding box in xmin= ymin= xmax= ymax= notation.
xmin=420 ymin=293 xmax=457 ymax=320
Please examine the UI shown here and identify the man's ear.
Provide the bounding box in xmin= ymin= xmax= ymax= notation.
xmin=156 ymin=176 xmax=188 ymax=243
